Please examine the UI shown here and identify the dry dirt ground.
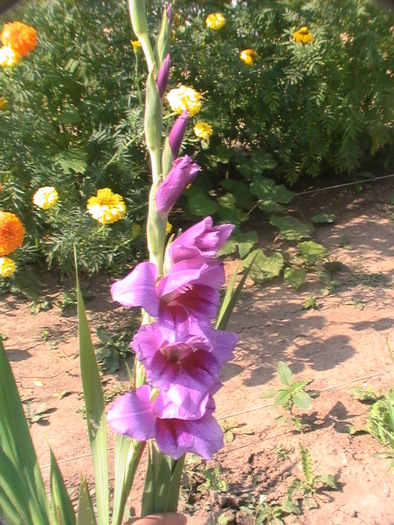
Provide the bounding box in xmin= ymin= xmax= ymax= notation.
xmin=1 ymin=181 xmax=393 ymax=524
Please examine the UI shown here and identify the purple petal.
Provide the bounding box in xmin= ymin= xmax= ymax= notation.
xmin=169 ymin=111 xmax=189 ymax=160
xmin=211 ymin=329 xmax=239 ymax=366
xmin=153 ymin=388 xmax=210 ymax=420
xmin=156 ymin=54 xmax=171 ymax=98
xmin=107 ymin=386 xmax=156 ymax=441
xmin=157 ymin=258 xmax=225 ymax=297
xmin=111 ymin=262 xmax=159 ymax=317
xmin=159 ymin=285 xmax=221 ymax=326
xmin=155 ymin=413 xmax=224 ymax=459
xmin=166 ymin=5 xmax=172 ymax=24
xmin=155 ymin=156 xmax=200 ymax=216
xmin=169 ymin=218 xmax=235 ymax=264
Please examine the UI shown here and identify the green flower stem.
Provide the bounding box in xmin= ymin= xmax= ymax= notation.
xmin=128 ymin=0 xmax=155 ymax=72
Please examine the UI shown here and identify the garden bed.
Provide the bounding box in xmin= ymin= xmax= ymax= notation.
xmin=1 ymin=180 xmax=393 ymax=524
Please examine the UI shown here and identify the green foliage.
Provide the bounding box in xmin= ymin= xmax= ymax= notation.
xmin=0 ymin=0 xmax=147 ymax=276
xmin=241 ymin=493 xmax=300 ymax=525
xmin=2 ymin=0 xmax=393 ymax=279
xmin=350 ymin=387 xmax=394 ymax=471
xmin=287 ymin=445 xmax=338 ymax=510
xmin=96 ymin=326 xmax=135 ymax=373
xmin=264 ymin=361 xmax=316 ymax=431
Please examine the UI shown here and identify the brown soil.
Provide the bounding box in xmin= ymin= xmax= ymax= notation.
xmin=1 ymin=181 xmax=393 ymax=525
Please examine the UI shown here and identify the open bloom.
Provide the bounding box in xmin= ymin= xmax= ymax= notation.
xmin=206 ymin=13 xmax=226 ymax=30
xmin=132 ymin=322 xmax=237 ymax=416
xmin=0 ymin=46 xmax=21 ymax=66
xmin=193 ymin=122 xmax=213 ymax=140
xmin=33 ymin=187 xmax=58 ymax=210
xmin=169 ymin=111 xmax=189 ymax=160
xmin=293 ymin=26 xmax=314 ymax=43
xmin=240 ymin=49 xmax=257 ymax=66
xmin=168 ymin=217 xmax=234 ymax=265
xmin=87 ymin=188 xmax=126 ymax=224
xmin=0 ymin=257 xmax=16 ymax=277
xmin=0 ymin=21 xmax=36 ymax=56
xmin=167 ymin=86 xmax=201 ymax=117
xmin=107 ymin=385 xmax=224 ymax=459
xmin=0 ymin=211 xmax=25 ymax=255
xmin=111 ymin=257 xmax=225 ymax=328
xmin=155 ymin=156 xmax=200 ymax=216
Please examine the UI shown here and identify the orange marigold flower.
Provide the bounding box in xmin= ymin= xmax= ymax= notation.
xmin=0 ymin=21 xmax=37 ymax=57
xmin=0 ymin=211 xmax=25 ymax=255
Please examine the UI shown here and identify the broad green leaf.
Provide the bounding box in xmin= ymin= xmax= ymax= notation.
xmin=76 ymin=479 xmax=96 ymax=525
xmin=186 ymin=192 xmax=218 ymax=217
xmin=237 ymin=231 xmax=258 ymax=259
xmin=0 ymin=340 xmax=51 ymax=525
xmin=54 ymin=148 xmax=88 ymax=175
xmin=293 ymin=391 xmax=312 ymax=410
xmin=311 ymin=213 xmax=336 ymax=224
xmin=0 ymin=447 xmax=32 ymax=523
xmin=284 ymin=267 xmax=306 ymax=290
xmin=248 ymin=250 xmax=284 ymax=283
xmin=314 ymin=474 xmax=337 ymax=489
xmin=292 ymin=379 xmax=311 ymax=392
xmin=304 ymin=495 xmax=318 ymax=510
xmin=217 ymin=237 xmax=238 ymax=256
xmin=274 ymin=390 xmax=291 ymax=406
xmin=298 ymin=241 xmax=329 ymax=264
xmin=76 ymin=254 xmax=109 ymax=525
xmin=270 ymin=216 xmax=313 ymax=241
xmin=49 ymin=447 xmax=76 ymax=525
xmin=111 ymin=438 xmax=144 ymax=525
xmin=281 ymin=500 xmax=300 ymax=515
xmin=277 ymin=362 xmax=292 ymax=387
xmin=221 ymin=179 xmax=254 ymax=209
xmin=217 ymin=193 xmax=249 ymax=223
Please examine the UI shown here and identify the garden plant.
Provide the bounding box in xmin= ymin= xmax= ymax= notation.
xmin=0 ymin=0 xmax=253 ymax=523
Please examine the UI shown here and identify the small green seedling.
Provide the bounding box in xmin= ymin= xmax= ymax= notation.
xmin=196 ymin=466 xmax=229 ymax=493
xmin=287 ymin=445 xmax=338 ymax=510
xmin=275 ymin=444 xmax=294 ymax=461
xmin=241 ymin=494 xmax=300 ymax=525
xmin=263 ymin=362 xmax=315 ymax=431
xmin=303 ymin=295 xmax=319 ymax=310
xmin=40 ymin=328 xmax=50 ymax=342
xmin=23 ymin=401 xmax=52 ymax=427
xmin=95 ymin=326 xmax=134 ymax=372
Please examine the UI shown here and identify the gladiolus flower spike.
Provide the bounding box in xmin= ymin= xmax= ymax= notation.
xmin=109 ymin=217 xmax=238 ymax=459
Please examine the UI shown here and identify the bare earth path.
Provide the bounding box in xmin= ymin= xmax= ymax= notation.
xmin=1 ymin=181 xmax=393 ymax=524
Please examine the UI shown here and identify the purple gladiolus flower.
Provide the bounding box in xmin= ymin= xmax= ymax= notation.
xmin=156 ymin=54 xmax=171 ymax=98
xmin=155 ymin=155 xmax=200 ymax=216
xmin=131 ymin=322 xmax=238 ymax=415
xmin=169 ymin=111 xmax=189 ymax=160
xmin=107 ymin=385 xmax=224 ymax=459
xmin=111 ymin=257 xmax=225 ymax=327
xmin=169 ymin=217 xmax=235 ymax=264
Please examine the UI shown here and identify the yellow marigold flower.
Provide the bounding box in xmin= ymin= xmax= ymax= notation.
xmin=0 ymin=97 xmax=7 ymax=110
xmin=293 ymin=26 xmax=314 ymax=43
xmin=166 ymin=222 xmax=172 ymax=235
xmin=0 ymin=211 xmax=25 ymax=256
xmin=206 ymin=13 xmax=226 ymax=30
xmin=240 ymin=48 xmax=257 ymax=66
xmin=87 ymin=188 xmax=126 ymax=225
xmin=1 ymin=21 xmax=37 ymax=56
xmin=33 ymin=187 xmax=58 ymax=210
xmin=194 ymin=121 xmax=213 ymax=140
xmin=0 ymin=256 xmax=16 ymax=277
xmin=167 ymin=85 xmax=201 ymax=117
xmin=0 ymin=46 xmax=21 ymax=67
xmin=131 ymin=40 xmax=141 ymax=51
